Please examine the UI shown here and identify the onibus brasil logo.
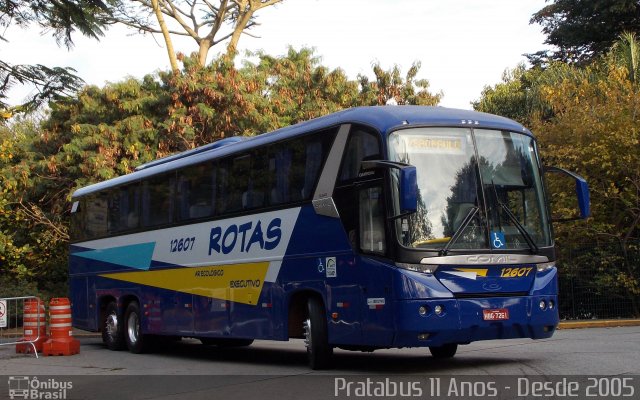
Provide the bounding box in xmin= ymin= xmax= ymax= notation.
xmin=8 ymin=376 xmax=72 ymax=400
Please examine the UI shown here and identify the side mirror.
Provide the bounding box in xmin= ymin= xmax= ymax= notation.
xmin=399 ymin=165 xmax=418 ymax=214
xmin=361 ymin=160 xmax=418 ymax=216
xmin=544 ymin=166 xmax=590 ymax=220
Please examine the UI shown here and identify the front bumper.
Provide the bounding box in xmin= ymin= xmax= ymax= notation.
xmin=393 ymin=295 xmax=559 ymax=347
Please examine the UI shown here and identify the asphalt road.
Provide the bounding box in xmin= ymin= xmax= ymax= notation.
xmin=1 ymin=326 xmax=639 ymax=399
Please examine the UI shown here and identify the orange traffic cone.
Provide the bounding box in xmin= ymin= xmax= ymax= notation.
xmin=16 ymin=298 xmax=48 ymax=354
xmin=42 ymin=298 xmax=80 ymax=356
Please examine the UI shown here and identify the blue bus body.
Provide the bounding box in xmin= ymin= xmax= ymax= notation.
xmin=69 ymin=106 xmax=586 ymax=367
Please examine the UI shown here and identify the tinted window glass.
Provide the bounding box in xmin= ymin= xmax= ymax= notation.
xmin=177 ymin=164 xmax=215 ymax=220
xmin=339 ymin=128 xmax=382 ymax=182
xmin=108 ymin=185 xmax=140 ymax=234
xmin=85 ymin=193 xmax=108 ymax=239
xmin=142 ymin=174 xmax=174 ymax=227
xmin=71 ymin=128 xmax=338 ymax=241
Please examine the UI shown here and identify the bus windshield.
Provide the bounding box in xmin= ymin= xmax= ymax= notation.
xmin=389 ymin=127 xmax=551 ymax=251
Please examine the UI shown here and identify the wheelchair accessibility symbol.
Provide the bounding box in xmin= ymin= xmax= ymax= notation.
xmin=491 ymin=231 xmax=506 ymax=249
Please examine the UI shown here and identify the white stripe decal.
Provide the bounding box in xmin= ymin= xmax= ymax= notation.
xmin=75 ymin=208 xmax=301 ymax=272
xmin=265 ymin=260 xmax=282 ymax=283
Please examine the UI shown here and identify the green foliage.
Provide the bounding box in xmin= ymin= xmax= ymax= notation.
xmin=0 ymin=47 xmax=441 ymax=297
xmin=529 ymin=0 xmax=640 ymax=64
xmin=358 ymin=61 xmax=442 ymax=106
xmin=475 ymin=35 xmax=640 ymax=316
xmin=472 ymin=64 xmax=543 ymax=126
xmin=0 ymin=0 xmax=113 ymax=117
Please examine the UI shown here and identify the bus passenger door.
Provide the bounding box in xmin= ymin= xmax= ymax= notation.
xmin=357 ymin=185 xmax=395 ymax=347
xmin=330 ymin=125 xmax=392 ymax=346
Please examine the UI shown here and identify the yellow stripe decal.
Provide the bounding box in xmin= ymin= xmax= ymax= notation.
xmin=100 ymin=262 xmax=270 ymax=305
xmin=454 ymin=268 xmax=489 ymax=277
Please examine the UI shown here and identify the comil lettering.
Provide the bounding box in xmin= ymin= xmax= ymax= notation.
xmin=208 ymin=218 xmax=282 ymax=256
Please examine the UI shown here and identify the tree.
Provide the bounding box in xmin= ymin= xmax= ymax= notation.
xmin=0 ymin=0 xmax=112 ymax=116
xmin=475 ymin=34 xmax=640 ymax=316
xmin=529 ymin=0 xmax=640 ymax=64
xmin=0 ymin=47 xmax=442 ymax=298
xmin=358 ymin=61 xmax=442 ymax=106
xmin=608 ymin=31 xmax=640 ymax=84
xmin=472 ymin=64 xmax=542 ymax=126
xmin=108 ymin=0 xmax=283 ymax=69
xmin=530 ymin=60 xmax=640 ymax=315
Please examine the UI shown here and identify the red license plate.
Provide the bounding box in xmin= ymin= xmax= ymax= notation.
xmin=483 ymin=308 xmax=509 ymax=321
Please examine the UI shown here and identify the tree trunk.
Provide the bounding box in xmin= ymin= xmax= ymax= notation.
xmin=226 ymin=7 xmax=253 ymax=58
xmin=152 ymin=0 xmax=180 ymax=74
xmin=198 ymin=39 xmax=212 ymax=67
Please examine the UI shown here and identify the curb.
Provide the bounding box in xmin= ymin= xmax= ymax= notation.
xmin=558 ymin=319 xmax=640 ymax=329
xmin=72 ymin=329 xmax=101 ymax=338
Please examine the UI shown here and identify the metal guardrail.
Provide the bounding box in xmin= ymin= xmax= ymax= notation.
xmin=0 ymin=296 xmax=43 ymax=358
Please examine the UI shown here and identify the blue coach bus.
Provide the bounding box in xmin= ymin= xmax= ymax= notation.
xmin=68 ymin=106 xmax=589 ymax=369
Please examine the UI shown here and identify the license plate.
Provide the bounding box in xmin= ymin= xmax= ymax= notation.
xmin=483 ymin=308 xmax=509 ymax=321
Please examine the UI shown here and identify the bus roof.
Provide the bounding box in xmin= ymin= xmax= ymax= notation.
xmin=71 ymin=106 xmax=531 ymax=198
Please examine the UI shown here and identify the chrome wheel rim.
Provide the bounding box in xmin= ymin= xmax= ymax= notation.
xmin=127 ymin=312 xmax=139 ymax=344
xmin=303 ymin=318 xmax=312 ymax=349
xmin=105 ymin=313 xmax=118 ymax=341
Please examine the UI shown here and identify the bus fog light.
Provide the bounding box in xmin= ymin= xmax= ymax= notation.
xmin=418 ymin=333 xmax=430 ymax=340
xmin=434 ymin=305 xmax=444 ymax=316
xmin=418 ymin=306 xmax=428 ymax=316
xmin=539 ymin=300 xmax=547 ymax=310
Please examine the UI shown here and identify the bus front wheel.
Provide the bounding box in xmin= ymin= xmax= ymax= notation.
xmin=429 ymin=343 xmax=458 ymax=358
xmin=102 ymin=301 xmax=125 ymax=350
xmin=303 ymin=297 xmax=333 ymax=370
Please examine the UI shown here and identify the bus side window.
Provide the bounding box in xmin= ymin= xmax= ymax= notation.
xmin=70 ymin=199 xmax=84 ymax=242
xmin=231 ymin=154 xmax=250 ymax=212
xmin=85 ymin=193 xmax=108 ymax=239
xmin=119 ymin=185 xmax=140 ymax=231
xmin=216 ymin=159 xmax=231 ymax=215
xmin=339 ymin=128 xmax=382 ymax=183
xmin=142 ymin=174 xmax=174 ymax=227
xmin=359 ymin=187 xmax=386 ymax=254
xmin=270 ymin=145 xmax=292 ymax=205
xmin=244 ymin=149 xmax=268 ymax=210
xmin=178 ymin=163 xmax=215 ymax=220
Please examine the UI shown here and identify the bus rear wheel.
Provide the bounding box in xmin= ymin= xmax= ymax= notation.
xmin=102 ymin=301 xmax=125 ymax=350
xmin=303 ymin=297 xmax=333 ymax=370
xmin=429 ymin=343 xmax=458 ymax=358
xmin=124 ymin=301 xmax=149 ymax=354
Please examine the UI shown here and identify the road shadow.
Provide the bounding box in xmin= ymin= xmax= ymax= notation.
xmin=82 ymin=338 xmax=526 ymax=374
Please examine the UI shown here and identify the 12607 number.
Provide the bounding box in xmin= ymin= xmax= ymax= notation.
xmin=170 ymin=237 xmax=195 ymax=252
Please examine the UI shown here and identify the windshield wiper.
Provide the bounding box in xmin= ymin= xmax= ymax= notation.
xmin=439 ymin=206 xmax=479 ymax=256
xmin=490 ymin=181 xmax=538 ymax=254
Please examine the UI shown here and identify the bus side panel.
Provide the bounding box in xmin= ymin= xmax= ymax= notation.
xmin=193 ymin=295 xmax=230 ymax=337
xmin=358 ymin=257 xmax=396 ymax=347
xmin=278 ymin=205 xmax=366 ymax=345
xmin=69 ymin=276 xmax=92 ymax=331
xmin=227 ymin=282 xmax=276 ymax=339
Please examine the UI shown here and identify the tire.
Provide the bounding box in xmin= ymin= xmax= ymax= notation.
xmin=429 ymin=343 xmax=458 ymax=359
xmin=124 ymin=301 xmax=148 ymax=354
xmin=304 ymin=297 xmax=333 ymax=370
xmin=200 ymin=338 xmax=254 ymax=347
xmin=102 ymin=301 xmax=126 ymax=350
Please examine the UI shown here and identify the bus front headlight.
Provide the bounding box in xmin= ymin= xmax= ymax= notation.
xmin=536 ymin=262 xmax=556 ymax=272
